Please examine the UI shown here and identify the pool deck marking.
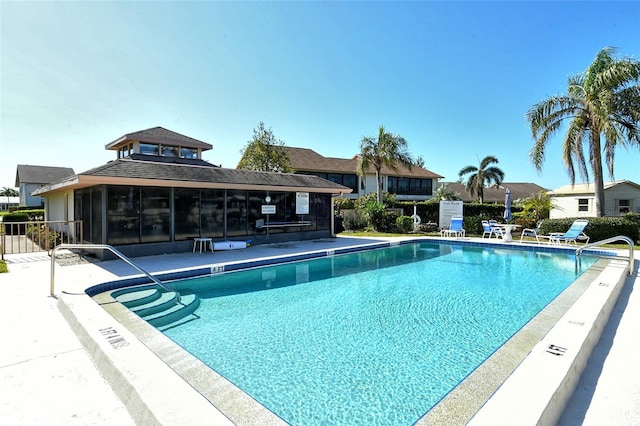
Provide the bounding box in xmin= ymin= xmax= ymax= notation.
xmin=59 ymin=239 xmax=636 ymax=424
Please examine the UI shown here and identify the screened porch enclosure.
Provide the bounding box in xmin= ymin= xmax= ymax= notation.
xmin=74 ymin=185 xmax=332 ymax=247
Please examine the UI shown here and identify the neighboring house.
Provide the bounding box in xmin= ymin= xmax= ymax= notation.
xmin=439 ymin=182 xmax=548 ymax=203
xmin=285 ymin=147 xmax=444 ymax=201
xmin=33 ymin=127 xmax=351 ymax=258
xmin=15 ymin=164 xmax=75 ymax=207
xmin=0 ymin=196 xmax=19 ymax=211
xmin=548 ymin=180 xmax=640 ymax=219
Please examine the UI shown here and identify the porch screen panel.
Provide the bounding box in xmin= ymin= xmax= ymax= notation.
xmin=90 ymin=186 xmax=103 ymax=243
xmin=107 ymin=186 xmax=140 ymax=245
xmin=315 ymin=193 xmax=331 ymax=230
xmin=75 ymin=189 xmax=91 ymax=243
xmin=201 ymin=189 xmax=224 ymax=238
xmin=175 ymin=189 xmax=200 ymax=240
xmin=141 ymin=188 xmax=170 ymax=243
xmin=227 ymin=190 xmax=248 ymax=237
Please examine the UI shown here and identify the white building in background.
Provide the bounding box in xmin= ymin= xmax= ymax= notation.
xmin=0 ymin=196 xmax=19 ymax=211
xmin=548 ymin=180 xmax=640 ymax=218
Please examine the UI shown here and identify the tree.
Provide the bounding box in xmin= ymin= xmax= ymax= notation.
xmin=458 ymin=156 xmax=505 ymax=203
xmin=237 ymin=122 xmax=293 ymax=172
xmin=0 ymin=187 xmax=19 ymax=197
xmin=435 ymin=183 xmax=462 ymax=201
xmin=357 ymin=125 xmax=413 ymax=203
xmin=527 ymin=47 xmax=640 ymax=216
xmin=519 ymin=191 xmax=554 ymax=222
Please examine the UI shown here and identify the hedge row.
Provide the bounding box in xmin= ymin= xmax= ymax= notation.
xmin=1 ymin=209 xmax=45 ymax=222
xmin=539 ymin=217 xmax=639 ymax=244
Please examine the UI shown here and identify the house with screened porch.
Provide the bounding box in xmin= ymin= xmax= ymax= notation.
xmin=32 ymin=127 xmax=351 ymax=258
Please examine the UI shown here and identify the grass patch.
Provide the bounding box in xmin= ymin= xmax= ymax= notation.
xmin=0 ymin=260 xmax=8 ymax=273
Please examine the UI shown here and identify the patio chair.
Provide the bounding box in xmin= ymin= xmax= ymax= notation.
xmin=489 ymin=220 xmax=506 ymax=239
xmin=547 ymin=219 xmax=590 ymax=245
xmin=441 ymin=215 xmax=465 ymax=238
xmin=481 ymin=220 xmax=503 ymax=239
xmin=520 ymin=221 xmax=542 ymax=244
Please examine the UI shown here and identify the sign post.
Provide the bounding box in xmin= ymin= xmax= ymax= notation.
xmin=439 ymin=200 xmax=463 ymax=230
xmin=262 ymin=195 xmax=275 ymax=236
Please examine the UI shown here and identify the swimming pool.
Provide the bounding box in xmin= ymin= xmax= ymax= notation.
xmin=116 ymin=242 xmax=597 ymax=425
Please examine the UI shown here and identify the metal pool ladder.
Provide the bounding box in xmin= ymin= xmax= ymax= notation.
xmin=50 ymin=243 xmax=182 ymax=304
xmin=575 ymin=235 xmax=635 ymax=276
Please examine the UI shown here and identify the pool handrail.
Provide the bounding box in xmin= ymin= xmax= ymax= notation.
xmin=50 ymin=243 xmax=182 ymax=304
xmin=575 ymin=235 xmax=635 ymax=276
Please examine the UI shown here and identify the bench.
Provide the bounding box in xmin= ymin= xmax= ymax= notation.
xmin=256 ymin=219 xmax=311 ymax=230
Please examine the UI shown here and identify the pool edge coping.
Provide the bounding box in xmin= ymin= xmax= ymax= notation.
xmin=58 ymin=238 xmax=632 ymax=425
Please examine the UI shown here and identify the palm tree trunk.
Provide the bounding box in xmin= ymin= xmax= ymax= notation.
xmin=590 ymin=133 xmax=606 ymax=217
xmin=376 ymin=171 xmax=383 ymax=203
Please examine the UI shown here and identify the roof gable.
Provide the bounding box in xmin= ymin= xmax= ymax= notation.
xmin=15 ymin=165 xmax=75 ymax=186
xmin=548 ymin=180 xmax=640 ymax=195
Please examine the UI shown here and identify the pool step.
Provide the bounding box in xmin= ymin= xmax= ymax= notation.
xmin=113 ymin=286 xmax=200 ymax=329
xmin=144 ymin=292 xmax=201 ymax=328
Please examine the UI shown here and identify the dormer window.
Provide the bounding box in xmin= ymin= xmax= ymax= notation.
xmin=140 ymin=143 xmax=159 ymax=155
xmin=161 ymin=146 xmax=179 ymax=157
xmin=181 ymin=147 xmax=198 ymax=159
xmin=106 ymin=127 xmax=212 ymax=162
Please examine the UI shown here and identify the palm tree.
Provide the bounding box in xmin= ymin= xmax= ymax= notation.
xmin=527 ymin=47 xmax=640 ymax=216
xmin=0 ymin=187 xmax=19 ymax=197
xmin=458 ymin=156 xmax=505 ymax=203
xmin=357 ymin=125 xmax=413 ymax=203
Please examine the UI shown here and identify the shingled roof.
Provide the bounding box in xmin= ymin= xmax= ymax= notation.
xmin=105 ymin=127 xmax=213 ymax=151
xmin=15 ymin=165 xmax=75 ymax=187
xmin=285 ymin=147 xmax=443 ymax=179
xmin=33 ymin=158 xmax=351 ymax=195
xmin=440 ymin=182 xmax=548 ymax=203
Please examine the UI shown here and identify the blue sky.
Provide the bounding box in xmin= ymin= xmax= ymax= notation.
xmin=1 ymin=1 xmax=639 ymax=191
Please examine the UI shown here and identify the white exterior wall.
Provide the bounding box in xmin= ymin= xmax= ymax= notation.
xmin=550 ymin=195 xmax=595 ymax=219
xmin=550 ymin=183 xmax=640 ymax=218
xmin=362 ymin=173 xmax=380 ymax=197
xmin=603 ymin=183 xmax=640 ymax=216
xmin=44 ymin=190 xmax=74 ymax=222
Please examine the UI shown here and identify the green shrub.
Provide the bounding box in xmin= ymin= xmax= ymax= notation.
xmin=361 ymin=199 xmax=387 ymax=232
xmin=0 ymin=260 xmax=7 ymax=273
xmin=463 ymin=216 xmax=484 ymax=235
xmin=396 ymin=215 xmax=414 ymax=233
xmin=540 ymin=217 xmax=639 ymax=243
xmin=334 ymin=197 xmax=355 ymax=215
xmin=343 ymin=210 xmax=367 ymax=231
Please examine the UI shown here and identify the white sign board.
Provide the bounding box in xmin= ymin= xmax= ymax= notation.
xmin=439 ymin=200 xmax=463 ymax=230
xmin=296 ymin=192 xmax=310 ymax=215
xmin=262 ymin=205 xmax=276 ymax=214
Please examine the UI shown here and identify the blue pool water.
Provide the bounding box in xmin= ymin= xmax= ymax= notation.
xmin=160 ymin=243 xmax=595 ymax=425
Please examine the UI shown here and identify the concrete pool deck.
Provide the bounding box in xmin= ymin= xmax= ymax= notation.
xmin=0 ymin=235 xmax=638 ymax=425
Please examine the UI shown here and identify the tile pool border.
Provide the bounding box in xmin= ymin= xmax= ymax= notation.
xmin=84 ymin=238 xmax=616 ymax=297
xmin=62 ymin=239 xmax=629 ymax=425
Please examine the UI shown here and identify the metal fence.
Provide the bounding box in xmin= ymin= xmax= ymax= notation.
xmin=0 ymin=220 xmax=83 ymax=258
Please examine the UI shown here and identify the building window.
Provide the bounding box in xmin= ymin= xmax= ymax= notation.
xmin=296 ymin=171 xmax=358 ymax=193
xmin=617 ymin=199 xmax=631 ymax=214
xmin=160 ymin=145 xmax=179 ymax=157
xmin=388 ymin=177 xmax=433 ymax=196
xmin=578 ymin=198 xmax=589 ymax=212
xmin=139 ymin=143 xmax=159 ymax=156
xmin=180 ymin=147 xmax=198 ymax=159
